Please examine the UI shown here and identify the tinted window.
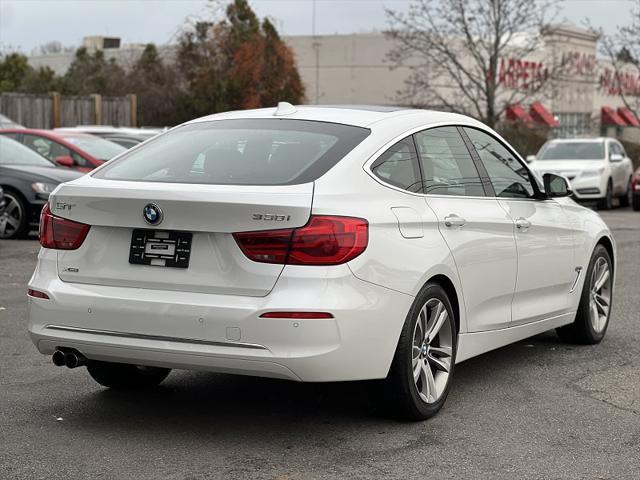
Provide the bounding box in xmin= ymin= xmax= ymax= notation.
xmin=61 ymin=134 xmax=126 ymax=161
xmin=414 ymin=126 xmax=484 ymax=196
xmin=94 ymin=119 xmax=370 ymax=186
xmin=538 ymin=141 xmax=604 ymax=160
xmin=464 ymin=127 xmax=535 ymax=199
xmin=371 ymin=137 xmax=422 ymax=192
xmin=0 ymin=136 xmax=55 ymax=166
xmin=22 ymin=134 xmax=57 ymax=160
xmin=23 ymin=134 xmax=86 ymax=166
xmin=609 ymin=142 xmax=624 ymax=157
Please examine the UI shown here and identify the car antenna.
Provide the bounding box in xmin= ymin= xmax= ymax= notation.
xmin=274 ymin=102 xmax=297 ymax=116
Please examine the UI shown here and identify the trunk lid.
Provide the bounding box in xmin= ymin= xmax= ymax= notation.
xmin=51 ymin=178 xmax=313 ymax=296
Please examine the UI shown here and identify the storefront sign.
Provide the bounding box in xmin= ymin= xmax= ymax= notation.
xmin=497 ymin=57 xmax=547 ymax=90
xmin=599 ymin=68 xmax=640 ymax=97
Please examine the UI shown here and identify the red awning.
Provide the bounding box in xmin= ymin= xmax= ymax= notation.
xmin=529 ymin=102 xmax=559 ymax=127
xmin=505 ymin=104 xmax=533 ymax=123
xmin=601 ymin=106 xmax=626 ymax=126
xmin=617 ymin=107 xmax=640 ymax=127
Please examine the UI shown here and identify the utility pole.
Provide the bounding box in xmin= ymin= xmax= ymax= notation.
xmin=312 ymin=0 xmax=320 ymax=104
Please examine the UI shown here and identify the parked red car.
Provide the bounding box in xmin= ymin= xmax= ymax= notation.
xmin=632 ymin=165 xmax=640 ymax=211
xmin=0 ymin=129 xmax=126 ymax=172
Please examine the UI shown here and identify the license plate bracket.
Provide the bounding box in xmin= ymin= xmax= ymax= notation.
xmin=129 ymin=229 xmax=192 ymax=268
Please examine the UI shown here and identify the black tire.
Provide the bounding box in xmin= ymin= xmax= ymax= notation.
xmin=556 ymin=245 xmax=613 ymax=344
xmin=87 ymin=361 xmax=171 ymax=390
xmin=633 ymin=193 xmax=640 ymax=212
xmin=386 ymin=282 xmax=457 ymax=421
xmin=597 ymin=180 xmax=613 ymax=210
xmin=0 ymin=190 xmax=29 ymax=239
xmin=619 ymin=177 xmax=632 ymax=208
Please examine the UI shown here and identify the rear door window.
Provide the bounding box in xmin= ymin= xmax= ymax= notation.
xmin=94 ymin=119 xmax=370 ymax=186
xmin=414 ymin=126 xmax=484 ymax=197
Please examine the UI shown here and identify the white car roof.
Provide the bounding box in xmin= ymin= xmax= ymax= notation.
xmin=188 ymin=104 xmax=488 ymax=131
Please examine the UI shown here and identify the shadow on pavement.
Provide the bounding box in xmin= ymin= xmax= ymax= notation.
xmin=35 ymin=331 xmax=569 ymax=435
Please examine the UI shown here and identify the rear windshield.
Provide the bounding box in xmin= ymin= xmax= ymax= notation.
xmin=93 ymin=119 xmax=371 ymax=185
xmin=538 ymin=142 xmax=605 ymax=160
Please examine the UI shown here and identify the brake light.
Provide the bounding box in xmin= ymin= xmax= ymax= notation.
xmin=234 ymin=215 xmax=368 ymax=266
xmin=39 ymin=203 xmax=90 ymax=250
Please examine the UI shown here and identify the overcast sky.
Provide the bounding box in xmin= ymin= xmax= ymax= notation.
xmin=0 ymin=0 xmax=637 ymax=53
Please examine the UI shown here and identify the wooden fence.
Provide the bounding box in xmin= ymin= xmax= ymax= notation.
xmin=0 ymin=92 xmax=137 ymax=129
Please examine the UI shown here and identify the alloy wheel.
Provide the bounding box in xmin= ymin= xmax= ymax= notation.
xmin=0 ymin=193 xmax=23 ymax=239
xmin=412 ymin=298 xmax=453 ymax=404
xmin=589 ymin=256 xmax=611 ymax=333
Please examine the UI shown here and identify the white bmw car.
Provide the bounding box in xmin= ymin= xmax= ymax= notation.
xmin=28 ymin=105 xmax=615 ymax=420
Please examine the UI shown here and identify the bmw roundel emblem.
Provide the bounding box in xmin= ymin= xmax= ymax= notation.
xmin=143 ymin=203 xmax=163 ymax=226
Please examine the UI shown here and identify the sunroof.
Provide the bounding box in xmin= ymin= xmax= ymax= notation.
xmin=308 ymin=105 xmax=413 ymax=112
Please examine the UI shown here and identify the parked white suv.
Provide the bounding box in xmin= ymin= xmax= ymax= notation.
xmin=529 ymin=138 xmax=634 ymax=209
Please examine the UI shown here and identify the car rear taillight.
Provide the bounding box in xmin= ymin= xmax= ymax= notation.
xmin=234 ymin=215 xmax=368 ymax=266
xmin=39 ymin=203 xmax=90 ymax=250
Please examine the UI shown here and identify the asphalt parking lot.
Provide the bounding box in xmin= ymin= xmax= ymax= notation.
xmin=1 ymin=209 xmax=639 ymax=480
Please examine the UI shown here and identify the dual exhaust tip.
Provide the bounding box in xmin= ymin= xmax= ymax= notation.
xmin=52 ymin=349 xmax=86 ymax=369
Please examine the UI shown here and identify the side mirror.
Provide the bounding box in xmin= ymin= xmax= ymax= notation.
xmin=610 ymin=153 xmax=623 ymax=163
xmin=55 ymin=155 xmax=74 ymax=167
xmin=543 ymin=173 xmax=572 ymax=198
xmin=525 ymin=155 xmax=536 ymax=163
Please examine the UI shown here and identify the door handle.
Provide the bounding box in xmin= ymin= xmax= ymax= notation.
xmin=444 ymin=215 xmax=466 ymax=227
xmin=515 ymin=218 xmax=531 ymax=230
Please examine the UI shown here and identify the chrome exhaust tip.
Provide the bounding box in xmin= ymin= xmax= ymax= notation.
xmin=63 ymin=351 xmax=87 ymax=369
xmin=52 ymin=350 xmax=66 ymax=367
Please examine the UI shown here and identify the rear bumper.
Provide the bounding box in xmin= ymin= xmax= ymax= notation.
xmin=28 ymin=249 xmax=413 ymax=382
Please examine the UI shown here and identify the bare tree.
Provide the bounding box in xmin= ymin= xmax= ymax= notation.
xmin=386 ymin=0 xmax=563 ymax=127
xmin=599 ymin=6 xmax=640 ymax=118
